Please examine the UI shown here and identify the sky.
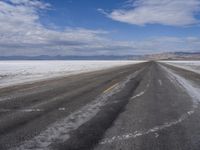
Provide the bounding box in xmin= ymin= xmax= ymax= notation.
xmin=0 ymin=0 xmax=200 ymax=56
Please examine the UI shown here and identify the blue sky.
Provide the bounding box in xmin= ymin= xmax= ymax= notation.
xmin=42 ymin=0 xmax=200 ymax=39
xmin=0 ymin=0 xmax=200 ymax=56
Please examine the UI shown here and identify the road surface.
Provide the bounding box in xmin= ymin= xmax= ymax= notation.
xmin=0 ymin=62 xmax=199 ymax=150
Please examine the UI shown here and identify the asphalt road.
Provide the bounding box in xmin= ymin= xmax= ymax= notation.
xmin=0 ymin=62 xmax=199 ymax=150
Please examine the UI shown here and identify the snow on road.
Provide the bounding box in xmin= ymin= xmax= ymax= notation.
xmin=100 ymin=64 xmax=200 ymax=145
xmin=0 ymin=61 xmax=143 ymax=88
xmin=161 ymin=65 xmax=200 ymax=105
xmin=11 ymin=69 xmax=142 ymax=150
xmin=161 ymin=61 xmax=200 ymax=74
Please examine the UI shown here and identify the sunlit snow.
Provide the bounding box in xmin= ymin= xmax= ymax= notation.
xmin=0 ymin=61 xmax=143 ymax=88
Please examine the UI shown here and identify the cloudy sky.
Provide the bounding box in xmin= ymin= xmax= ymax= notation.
xmin=0 ymin=0 xmax=200 ymax=56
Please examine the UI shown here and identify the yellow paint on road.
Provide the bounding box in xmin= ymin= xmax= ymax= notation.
xmin=103 ymin=83 xmax=118 ymax=93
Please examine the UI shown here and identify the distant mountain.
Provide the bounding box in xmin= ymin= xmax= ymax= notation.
xmin=142 ymin=52 xmax=200 ymax=60
xmin=0 ymin=52 xmax=199 ymax=60
xmin=0 ymin=55 xmax=142 ymax=60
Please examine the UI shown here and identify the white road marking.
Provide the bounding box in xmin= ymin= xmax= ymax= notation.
xmin=11 ymin=69 xmax=143 ymax=150
xmin=155 ymin=133 xmax=159 ymax=138
xmin=58 ymin=107 xmax=66 ymax=111
xmin=147 ymin=83 xmax=150 ymax=88
xmin=131 ymin=79 xmax=150 ymax=100
xmin=131 ymin=91 xmax=145 ymax=99
xmin=158 ymin=79 xmax=162 ymax=86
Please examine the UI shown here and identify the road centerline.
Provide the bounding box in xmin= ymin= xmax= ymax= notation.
xmin=103 ymin=83 xmax=119 ymax=94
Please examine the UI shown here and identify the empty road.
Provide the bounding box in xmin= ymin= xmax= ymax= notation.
xmin=0 ymin=62 xmax=199 ymax=150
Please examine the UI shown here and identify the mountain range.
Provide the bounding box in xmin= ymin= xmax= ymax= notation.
xmin=0 ymin=52 xmax=199 ymax=60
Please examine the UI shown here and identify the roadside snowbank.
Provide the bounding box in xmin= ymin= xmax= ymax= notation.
xmin=0 ymin=61 xmax=143 ymax=88
xmin=160 ymin=61 xmax=200 ymax=74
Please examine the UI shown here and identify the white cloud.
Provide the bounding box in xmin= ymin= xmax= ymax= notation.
xmin=10 ymin=0 xmax=51 ymax=8
xmin=0 ymin=0 xmax=109 ymax=55
xmin=0 ymin=0 xmax=199 ymax=56
xmin=106 ymin=0 xmax=200 ymax=26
